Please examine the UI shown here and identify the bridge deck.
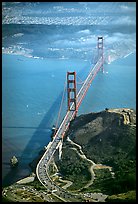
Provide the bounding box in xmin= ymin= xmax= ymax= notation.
xmin=36 ymin=57 xmax=104 ymax=201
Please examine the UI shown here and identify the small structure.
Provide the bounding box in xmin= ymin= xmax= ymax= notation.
xmin=52 ymin=125 xmax=57 ymax=134
xmin=10 ymin=156 xmax=18 ymax=167
xmin=51 ymin=125 xmax=58 ymax=140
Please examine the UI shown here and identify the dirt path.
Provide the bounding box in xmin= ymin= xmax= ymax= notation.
xmin=66 ymin=137 xmax=96 ymax=189
xmin=58 ymin=178 xmax=73 ymax=189
xmin=66 ymin=137 xmax=109 ymax=201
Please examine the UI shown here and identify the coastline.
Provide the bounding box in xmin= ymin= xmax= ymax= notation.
xmin=2 ymin=108 xmax=136 ymax=202
xmin=2 ymin=51 xmax=136 ymax=187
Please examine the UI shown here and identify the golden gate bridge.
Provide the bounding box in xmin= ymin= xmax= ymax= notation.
xmin=36 ymin=36 xmax=104 ymax=201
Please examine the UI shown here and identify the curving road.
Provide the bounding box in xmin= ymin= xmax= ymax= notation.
xmin=36 ymin=57 xmax=104 ymax=201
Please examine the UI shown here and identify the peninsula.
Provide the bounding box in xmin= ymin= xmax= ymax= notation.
xmin=2 ymin=108 xmax=136 ymax=202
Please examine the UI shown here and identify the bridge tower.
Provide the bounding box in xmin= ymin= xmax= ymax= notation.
xmin=98 ymin=36 xmax=104 ymax=72
xmin=67 ymin=71 xmax=77 ymax=115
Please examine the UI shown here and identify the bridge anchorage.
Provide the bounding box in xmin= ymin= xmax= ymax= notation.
xmin=36 ymin=36 xmax=105 ymax=201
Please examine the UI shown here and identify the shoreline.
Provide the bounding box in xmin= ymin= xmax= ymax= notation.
xmin=2 ymin=50 xmax=135 ymax=187
xmin=2 ymin=107 xmax=136 ymax=202
xmin=2 ymin=50 xmax=136 ymax=64
xmin=6 ymin=107 xmax=136 ymax=186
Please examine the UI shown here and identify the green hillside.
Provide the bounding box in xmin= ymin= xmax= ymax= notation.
xmin=54 ymin=109 xmax=136 ymax=200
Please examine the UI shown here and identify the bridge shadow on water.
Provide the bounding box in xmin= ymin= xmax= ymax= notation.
xmin=2 ymin=63 xmax=91 ymax=187
xmin=2 ymin=91 xmax=64 ymax=187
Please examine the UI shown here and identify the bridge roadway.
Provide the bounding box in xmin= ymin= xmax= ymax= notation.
xmin=36 ymin=57 xmax=104 ymax=201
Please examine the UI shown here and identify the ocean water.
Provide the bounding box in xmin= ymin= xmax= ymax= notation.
xmin=2 ymin=2 xmax=136 ymax=187
xmin=2 ymin=54 xmax=90 ymax=186
xmin=79 ymin=52 xmax=136 ymax=114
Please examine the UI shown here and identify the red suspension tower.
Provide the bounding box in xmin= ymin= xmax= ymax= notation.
xmin=97 ymin=36 xmax=104 ymax=72
xmin=67 ymin=72 xmax=77 ymax=114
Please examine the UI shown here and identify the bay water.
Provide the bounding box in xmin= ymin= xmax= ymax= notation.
xmin=2 ymin=2 xmax=136 ymax=187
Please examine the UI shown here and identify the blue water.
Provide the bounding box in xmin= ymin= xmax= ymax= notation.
xmin=79 ymin=53 xmax=136 ymax=114
xmin=2 ymin=54 xmax=91 ymax=186
xmin=2 ymin=2 xmax=136 ymax=187
xmin=2 ymin=52 xmax=136 ymax=186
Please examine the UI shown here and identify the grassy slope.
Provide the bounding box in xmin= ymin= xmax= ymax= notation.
xmin=55 ymin=109 xmax=136 ymax=199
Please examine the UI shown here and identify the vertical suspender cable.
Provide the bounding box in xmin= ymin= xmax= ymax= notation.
xmin=55 ymin=78 xmax=67 ymax=132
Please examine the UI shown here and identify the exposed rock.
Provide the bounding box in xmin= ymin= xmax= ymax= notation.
xmin=10 ymin=156 xmax=18 ymax=167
